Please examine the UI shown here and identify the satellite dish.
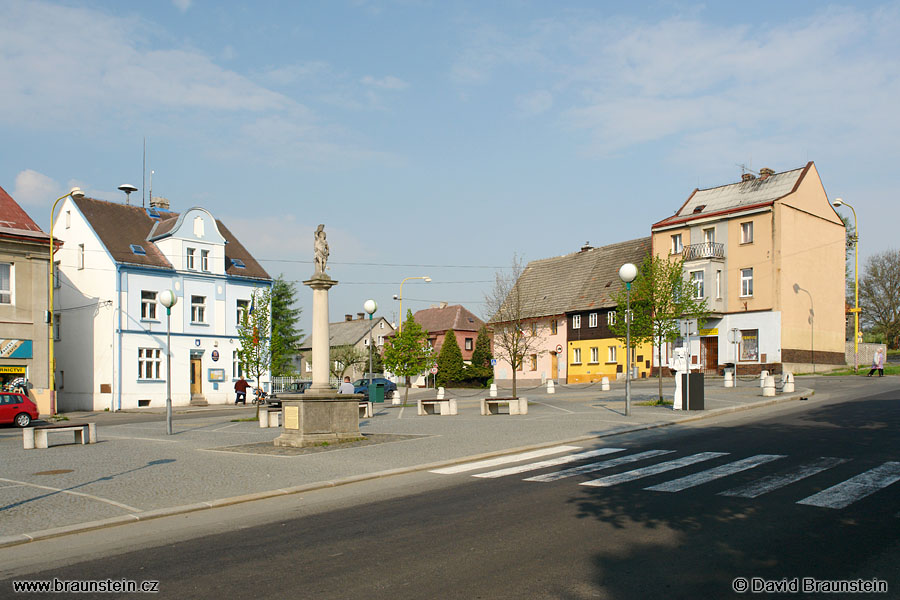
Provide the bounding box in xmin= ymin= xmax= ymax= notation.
xmin=118 ymin=184 xmax=138 ymax=205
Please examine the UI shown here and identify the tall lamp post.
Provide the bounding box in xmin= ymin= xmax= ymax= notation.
xmin=832 ymin=198 xmax=860 ymax=373
xmin=159 ymin=290 xmax=178 ymax=435
xmin=618 ymin=263 xmax=638 ymax=417
xmin=396 ymin=276 xmax=431 ymax=332
xmin=364 ymin=299 xmax=377 ymax=400
xmin=49 ymin=187 xmax=85 ymax=398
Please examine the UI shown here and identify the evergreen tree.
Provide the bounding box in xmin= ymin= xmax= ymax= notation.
xmin=436 ymin=329 xmax=465 ymax=387
xmin=382 ymin=310 xmax=433 ymax=403
xmin=270 ymin=275 xmax=303 ymax=377
xmin=466 ymin=325 xmax=493 ymax=385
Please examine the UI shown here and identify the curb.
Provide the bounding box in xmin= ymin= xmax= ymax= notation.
xmin=0 ymin=388 xmax=814 ymax=549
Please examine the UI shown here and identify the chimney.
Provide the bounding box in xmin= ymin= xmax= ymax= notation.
xmin=580 ymin=241 xmax=592 ymax=252
xmin=758 ymin=168 xmax=775 ymax=181
xmin=345 ymin=314 xmax=353 ymax=321
xmin=439 ymin=301 xmax=448 ymax=309
xmin=150 ymin=196 xmax=170 ymax=210
xmin=741 ymin=173 xmax=756 ymax=182
xmin=357 ymin=312 xmax=365 ymax=320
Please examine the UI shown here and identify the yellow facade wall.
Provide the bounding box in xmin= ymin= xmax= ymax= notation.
xmin=726 ymin=211 xmax=775 ymax=313
xmin=567 ymin=338 xmax=654 ymax=383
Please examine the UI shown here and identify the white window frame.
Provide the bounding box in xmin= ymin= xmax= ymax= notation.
xmin=191 ymin=295 xmax=206 ymax=323
xmin=741 ymin=221 xmax=754 ymax=244
xmin=740 ymin=268 xmax=754 ymax=297
xmin=465 ymin=338 xmax=473 ymax=351
xmin=590 ymin=347 xmax=599 ymax=363
xmin=740 ymin=329 xmax=759 ymax=361
xmin=236 ymin=299 xmax=250 ymax=325
xmin=530 ymin=354 xmax=538 ymax=371
xmin=572 ymin=347 xmax=582 ymax=364
xmin=54 ymin=312 xmax=61 ymax=341
xmin=607 ymin=311 xmax=617 ymax=326
xmin=233 ymin=353 xmax=243 ymax=378
xmin=703 ymin=227 xmax=715 ymax=244
xmin=65 ymin=210 xmax=71 ymax=229
xmin=608 ymin=346 xmax=617 ymax=363
xmin=716 ymin=270 xmax=722 ymax=300
xmin=0 ymin=263 xmax=12 ymax=304
xmin=671 ymin=234 xmax=683 ymax=254
xmin=690 ymin=270 xmax=704 ymax=299
xmin=138 ymin=348 xmax=162 ymax=380
xmin=186 ymin=247 xmax=196 ymax=270
xmin=78 ymin=244 xmax=84 ymax=270
xmin=589 ymin=313 xmax=598 ymax=328
xmin=141 ymin=290 xmax=158 ymax=320
xmin=53 ymin=261 xmax=60 ymax=289
xmin=201 ymin=249 xmax=209 ymax=272
xmin=377 ymin=335 xmax=384 ymax=346
xmin=572 ymin=315 xmax=581 ymax=329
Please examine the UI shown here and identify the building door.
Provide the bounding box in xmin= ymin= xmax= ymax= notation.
xmin=550 ymin=352 xmax=558 ymax=381
xmin=190 ymin=358 xmax=202 ymax=395
xmin=700 ymin=337 xmax=719 ymax=374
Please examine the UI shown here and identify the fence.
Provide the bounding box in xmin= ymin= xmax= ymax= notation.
xmin=845 ymin=342 xmax=887 ymax=368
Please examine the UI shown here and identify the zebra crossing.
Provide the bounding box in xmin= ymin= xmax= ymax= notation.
xmin=429 ymin=446 xmax=900 ymax=510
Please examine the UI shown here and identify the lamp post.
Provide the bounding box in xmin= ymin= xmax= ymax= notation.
xmin=364 ymin=299 xmax=377 ymax=401
xmin=396 ymin=276 xmax=431 ymax=332
xmin=618 ymin=263 xmax=638 ymax=416
xmin=49 ymin=187 xmax=85 ymax=398
xmin=832 ymin=198 xmax=860 ymax=373
xmin=159 ymin=290 xmax=178 ymax=435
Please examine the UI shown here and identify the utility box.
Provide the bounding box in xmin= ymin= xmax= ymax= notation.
xmin=680 ymin=372 xmax=705 ymax=410
xmin=371 ymin=382 xmax=385 ymax=403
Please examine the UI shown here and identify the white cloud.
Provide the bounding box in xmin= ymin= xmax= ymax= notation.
xmin=360 ymin=75 xmax=409 ymax=90
xmin=515 ymin=90 xmax=553 ymax=117
xmin=172 ymin=0 xmax=192 ymax=13
xmin=12 ymin=170 xmax=62 ymax=207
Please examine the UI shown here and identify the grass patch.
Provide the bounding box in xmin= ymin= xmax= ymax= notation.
xmin=822 ymin=365 xmax=900 ymax=376
xmin=50 ymin=414 xmax=70 ymax=421
xmin=230 ymin=417 xmax=259 ymax=422
xmin=637 ymin=399 xmax=673 ymax=407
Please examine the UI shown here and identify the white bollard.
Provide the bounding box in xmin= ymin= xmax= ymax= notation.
xmin=763 ymin=375 xmax=776 ymax=397
xmin=601 ymin=377 xmax=610 ymax=392
xmin=489 ymin=383 xmax=498 ymax=398
xmin=437 ymin=387 xmax=445 ymax=400
xmin=783 ymin=372 xmax=794 ymax=393
xmin=547 ymin=380 xmax=555 ymax=394
xmin=759 ymin=370 xmax=769 ymax=388
xmin=724 ymin=371 xmax=734 ymax=388
xmin=393 ymin=388 xmax=402 ymax=405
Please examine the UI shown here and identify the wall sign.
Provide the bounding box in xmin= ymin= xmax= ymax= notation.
xmin=211 ymin=350 xmax=220 ymax=362
xmin=208 ymin=368 xmax=226 ymax=382
xmin=0 ymin=340 xmax=33 ymax=359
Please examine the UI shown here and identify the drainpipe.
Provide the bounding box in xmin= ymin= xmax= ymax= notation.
xmin=116 ymin=264 xmax=123 ymax=412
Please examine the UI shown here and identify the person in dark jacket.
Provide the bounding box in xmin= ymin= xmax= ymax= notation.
xmin=234 ymin=377 xmax=250 ymax=403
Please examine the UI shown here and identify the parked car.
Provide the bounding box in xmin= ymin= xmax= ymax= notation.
xmin=352 ymin=378 xmax=397 ymax=399
xmin=267 ymin=381 xmax=312 ymax=407
xmin=0 ymin=392 xmax=39 ymax=427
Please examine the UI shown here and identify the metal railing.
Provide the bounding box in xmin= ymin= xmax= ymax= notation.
xmin=684 ymin=242 xmax=725 ymax=261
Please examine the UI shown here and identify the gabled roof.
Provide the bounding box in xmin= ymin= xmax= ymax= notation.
xmin=70 ymin=197 xmax=269 ymax=280
xmin=414 ymin=304 xmax=484 ymax=334
xmin=495 ymin=237 xmax=652 ymax=321
xmin=0 ymin=185 xmax=50 ymax=243
xmin=299 ymin=317 xmax=392 ymax=349
xmin=652 ymin=163 xmax=811 ymax=229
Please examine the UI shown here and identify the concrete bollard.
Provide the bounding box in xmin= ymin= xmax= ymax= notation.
xmin=763 ymin=375 xmax=776 ymax=397
xmin=601 ymin=377 xmax=610 ymax=392
xmin=393 ymin=389 xmax=402 ymax=405
xmin=437 ymin=387 xmax=445 ymax=400
xmin=759 ymin=370 xmax=769 ymax=388
xmin=724 ymin=371 xmax=734 ymax=388
xmin=783 ymin=372 xmax=794 ymax=393
xmin=547 ymin=380 xmax=555 ymax=394
xmin=490 ymin=383 xmax=498 ymax=398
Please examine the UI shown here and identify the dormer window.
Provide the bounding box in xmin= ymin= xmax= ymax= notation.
xmin=231 ymin=258 xmax=246 ymax=269
xmin=130 ymin=244 xmax=146 ymax=256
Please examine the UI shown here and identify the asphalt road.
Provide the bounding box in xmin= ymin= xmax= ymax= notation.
xmin=3 ymin=378 xmax=898 ymax=599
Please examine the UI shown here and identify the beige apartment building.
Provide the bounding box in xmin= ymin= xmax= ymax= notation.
xmin=651 ymin=162 xmax=846 ymax=374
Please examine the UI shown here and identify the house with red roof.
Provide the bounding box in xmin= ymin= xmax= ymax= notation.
xmin=413 ymin=303 xmax=486 ymax=360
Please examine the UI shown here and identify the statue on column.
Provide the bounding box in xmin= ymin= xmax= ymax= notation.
xmin=313 ymin=224 xmax=329 ymax=278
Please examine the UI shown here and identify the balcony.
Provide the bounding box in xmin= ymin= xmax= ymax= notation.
xmin=684 ymin=242 xmax=725 ymax=261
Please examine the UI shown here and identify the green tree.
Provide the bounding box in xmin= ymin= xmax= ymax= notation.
xmin=382 ymin=310 xmax=433 ymax=403
xmin=329 ymin=345 xmax=368 ymax=379
xmin=270 ymin=275 xmax=303 ymax=377
xmin=465 ymin=325 xmax=493 ymax=386
xmin=236 ymin=287 xmax=271 ymax=417
xmin=436 ymin=329 xmax=465 ymax=387
xmin=610 ymin=254 xmax=709 ymax=402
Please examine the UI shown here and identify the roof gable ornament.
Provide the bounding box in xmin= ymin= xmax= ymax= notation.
xmin=194 ymin=216 xmax=205 ymax=238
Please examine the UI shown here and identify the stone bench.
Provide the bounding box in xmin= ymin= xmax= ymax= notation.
xmin=418 ymin=398 xmax=458 ymax=416
xmin=481 ymin=397 xmax=527 ymax=416
xmin=359 ymin=401 xmax=374 ymax=419
xmin=23 ymin=423 xmax=97 ymax=449
xmin=259 ymin=407 xmax=282 ymax=428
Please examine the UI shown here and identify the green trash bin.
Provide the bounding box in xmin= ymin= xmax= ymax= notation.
xmin=371 ymin=382 xmax=385 ymax=403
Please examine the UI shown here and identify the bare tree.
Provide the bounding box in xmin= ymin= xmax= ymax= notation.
xmin=329 ymin=345 xmax=368 ymax=380
xmin=860 ymin=249 xmax=900 ymax=349
xmin=485 ymin=255 xmax=546 ymax=398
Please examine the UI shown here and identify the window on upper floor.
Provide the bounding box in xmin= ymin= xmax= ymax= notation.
xmin=530 ymin=354 xmax=538 ymax=371
xmin=550 ymin=319 xmax=558 ymax=335
xmin=201 ymin=249 xmax=210 ymax=272
xmin=141 ymin=291 xmax=158 ymax=320
xmin=0 ymin=264 xmax=12 ymax=304
xmin=740 ymin=268 xmax=754 ymax=297
xmin=379 ymin=321 xmax=385 ymax=329
xmin=78 ymin=244 xmax=84 ymax=270
xmin=572 ymin=315 xmax=581 ymax=329
xmin=716 ymin=270 xmax=722 ymax=299
xmin=530 ymin=322 xmax=537 ymax=336
xmin=54 ymin=313 xmax=61 ymax=341
xmin=465 ymin=338 xmax=473 ymax=351
xmin=690 ymin=270 xmax=704 ymax=299
xmin=671 ymin=234 xmax=683 ymax=254
xmin=589 ymin=313 xmax=598 ymax=328
xmin=65 ymin=210 xmax=71 ymax=229
xmin=191 ymin=295 xmax=206 ymax=323
xmin=236 ymin=299 xmax=250 ymax=325
xmin=377 ymin=335 xmax=384 ymax=345
xmin=186 ymin=248 xmax=196 ymax=270
xmin=53 ymin=261 xmax=60 ymax=289
xmin=741 ymin=221 xmax=754 ymax=244
xmin=703 ymin=227 xmax=715 ymax=244
xmin=607 ymin=311 xmax=617 ymax=326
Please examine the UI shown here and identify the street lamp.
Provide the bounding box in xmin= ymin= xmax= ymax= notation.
xmin=832 ymin=198 xmax=860 ymax=372
xmin=49 ymin=187 xmax=85 ymax=399
xmin=159 ymin=289 xmax=178 ymax=435
xmin=364 ymin=299 xmax=377 ymax=401
xmin=396 ymin=276 xmax=431 ymax=332
xmin=618 ymin=263 xmax=638 ymax=417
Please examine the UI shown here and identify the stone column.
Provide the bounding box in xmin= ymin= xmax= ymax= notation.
xmin=306 ymin=275 xmax=337 ymax=394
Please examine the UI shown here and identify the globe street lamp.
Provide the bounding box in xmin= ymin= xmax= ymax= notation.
xmin=396 ymin=276 xmax=431 ymax=332
xmin=618 ymin=263 xmax=638 ymax=416
xmin=364 ymin=299 xmax=377 ymax=401
xmin=832 ymin=198 xmax=860 ymax=372
xmin=49 ymin=187 xmax=85 ymax=401
xmin=159 ymin=289 xmax=178 ymax=435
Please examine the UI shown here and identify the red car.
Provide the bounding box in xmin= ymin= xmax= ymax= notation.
xmin=0 ymin=392 xmax=39 ymax=427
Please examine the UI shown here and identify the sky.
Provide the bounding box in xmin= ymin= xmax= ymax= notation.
xmin=2 ymin=0 xmax=898 ymax=334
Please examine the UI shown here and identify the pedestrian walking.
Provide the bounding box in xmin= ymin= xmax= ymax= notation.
xmin=234 ymin=376 xmax=250 ymax=403
xmin=338 ymin=376 xmax=355 ymax=394
xmin=867 ymin=348 xmax=885 ymax=377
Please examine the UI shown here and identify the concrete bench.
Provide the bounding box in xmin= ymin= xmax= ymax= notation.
xmin=259 ymin=407 xmax=282 ymax=428
xmin=359 ymin=401 xmax=374 ymax=419
xmin=418 ymin=398 xmax=458 ymax=416
xmin=481 ymin=397 xmax=527 ymax=416
xmin=23 ymin=423 xmax=97 ymax=449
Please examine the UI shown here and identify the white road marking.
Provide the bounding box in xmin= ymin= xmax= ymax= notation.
xmin=430 ymin=446 xmax=581 ymax=475
xmin=644 ymin=454 xmax=786 ymax=492
xmin=473 ymin=447 xmax=625 ymax=478
xmin=797 ymin=462 xmax=900 ymax=509
xmin=720 ymin=457 xmax=850 ymax=498
xmin=525 ymin=450 xmax=676 ymax=482
xmin=103 ymin=435 xmax=181 ymax=443
xmin=0 ymin=477 xmax=141 ymax=512
xmin=211 ymin=422 xmax=242 ymax=431
xmin=581 ymin=452 xmax=729 ymax=488
xmin=529 ymin=401 xmax=573 ymax=413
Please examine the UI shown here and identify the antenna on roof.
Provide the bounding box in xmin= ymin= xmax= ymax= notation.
xmin=142 ymin=137 xmax=146 ymax=208
xmin=118 ymin=184 xmax=138 ymax=205
xmin=737 ymin=162 xmax=758 ymax=176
